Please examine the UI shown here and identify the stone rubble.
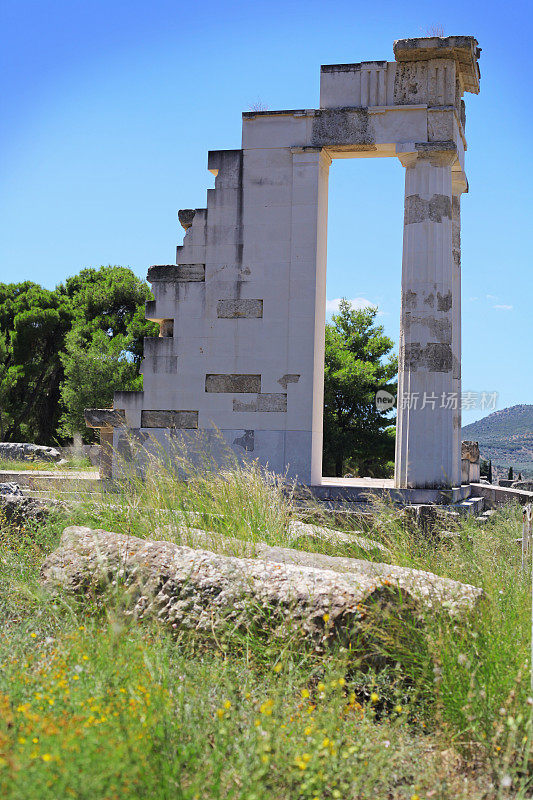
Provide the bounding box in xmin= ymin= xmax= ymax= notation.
xmin=0 ymin=442 xmax=62 ymax=463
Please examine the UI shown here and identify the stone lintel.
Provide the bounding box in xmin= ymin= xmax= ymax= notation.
xmin=233 ymin=394 xmax=287 ymax=413
xmin=217 ymin=299 xmax=263 ymax=319
xmin=85 ymin=408 xmax=126 ymax=429
xmin=320 ymin=61 xmax=389 ymax=73
xmin=393 ymin=36 xmax=481 ymax=94
xmin=141 ymin=410 xmax=198 ymax=429
xmin=147 ymin=264 xmax=205 ymax=283
xmin=205 ymin=374 xmax=261 ymax=393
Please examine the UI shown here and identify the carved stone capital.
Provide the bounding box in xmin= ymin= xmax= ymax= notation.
xmin=452 ymin=169 xmax=468 ymax=195
xmin=398 ymin=141 xmax=457 ymax=168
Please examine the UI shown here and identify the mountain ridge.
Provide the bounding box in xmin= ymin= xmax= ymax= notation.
xmin=462 ymin=404 xmax=533 ymax=478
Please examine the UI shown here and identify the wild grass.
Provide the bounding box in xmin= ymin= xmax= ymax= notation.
xmin=1 ymin=439 xmax=533 ymax=798
xmin=0 ymin=456 xmax=94 ymax=473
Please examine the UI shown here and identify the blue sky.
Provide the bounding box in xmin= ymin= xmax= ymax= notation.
xmin=1 ymin=0 xmax=531 ymax=424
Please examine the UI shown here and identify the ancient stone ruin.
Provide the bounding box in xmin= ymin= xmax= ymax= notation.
xmin=86 ymin=36 xmax=481 ymax=493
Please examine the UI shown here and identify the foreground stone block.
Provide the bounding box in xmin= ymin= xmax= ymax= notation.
xmin=41 ymin=527 xmax=482 ymax=647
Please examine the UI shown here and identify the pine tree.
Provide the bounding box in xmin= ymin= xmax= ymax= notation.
xmin=323 ymin=300 xmax=397 ymax=477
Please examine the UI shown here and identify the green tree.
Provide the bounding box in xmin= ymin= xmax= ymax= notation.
xmin=59 ymin=329 xmax=141 ymax=439
xmin=60 ymin=266 xmax=155 ymax=365
xmin=508 ymin=466 xmax=514 ymax=481
xmin=323 ymin=299 xmax=397 ymax=478
xmin=0 ymin=267 xmax=157 ymax=444
xmin=0 ymin=282 xmax=72 ymax=442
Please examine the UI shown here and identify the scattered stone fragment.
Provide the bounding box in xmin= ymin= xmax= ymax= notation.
xmin=0 ymin=482 xmax=22 ymax=496
xmin=0 ymin=493 xmax=51 ymax=525
xmin=0 ymin=442 xmax=62 ymax=463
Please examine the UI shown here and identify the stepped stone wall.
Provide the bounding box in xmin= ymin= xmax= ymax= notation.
xmin=86 ymin=36 xmax=481 ymax=489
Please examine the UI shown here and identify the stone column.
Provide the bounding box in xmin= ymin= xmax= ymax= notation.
xmin=395 ymin=143 xmax=457 ymax=489
xmin=451 ymin=173 xmax=467 ymax=486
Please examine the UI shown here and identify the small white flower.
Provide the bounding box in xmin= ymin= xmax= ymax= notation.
xmin=500 ymin=774 xmax=512 ymax=788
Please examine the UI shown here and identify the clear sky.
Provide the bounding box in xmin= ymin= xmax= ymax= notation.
xmin=1 ymin=0 xmax=531 ymax=424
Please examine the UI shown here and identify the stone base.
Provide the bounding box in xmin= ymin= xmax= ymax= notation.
xmin=308 ymin=478 xmax=472 ymax=505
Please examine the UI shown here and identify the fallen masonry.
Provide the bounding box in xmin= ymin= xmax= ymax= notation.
xmin=0 ymin=442 xmax=62 ymax=463
xmin=0 ymin=491 xmax=51 ymax=525
xmin=41 ymin=526 xmax=482 ymax=648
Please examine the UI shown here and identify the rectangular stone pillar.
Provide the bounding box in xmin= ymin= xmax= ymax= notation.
xmin=395 ymin=143 xmax=457 ymax=489
xmin=451 ymin=174 xmax=467 ymax=485
xmin=99 ymin=428 xmax=114 ymax=480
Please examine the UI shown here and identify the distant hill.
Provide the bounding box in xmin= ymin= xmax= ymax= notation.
xmin=462 ymin=404 xmax=533 ymax=479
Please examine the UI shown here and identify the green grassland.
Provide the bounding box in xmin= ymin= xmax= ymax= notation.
xmin=1 ymin=447 xmax=533 ymax=799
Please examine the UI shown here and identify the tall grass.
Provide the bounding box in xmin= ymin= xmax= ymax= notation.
xmin=1 ymin=438 xmax=533 ymax=798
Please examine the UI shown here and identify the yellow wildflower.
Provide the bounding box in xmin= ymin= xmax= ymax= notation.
xmin=301 ymin=689 xmax=310 ymax=699
xmin=260 ymin=699 xmax=274 ymax=715
xmin=223 ymin=700 xmax=231 ymax=710
xmin=370 ymin=692 xmax=379 ymax=704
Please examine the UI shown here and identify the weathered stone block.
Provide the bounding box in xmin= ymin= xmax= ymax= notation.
xmin=178 ymin=209 xmax=196 ymax=229
xmin=393 ymin=36 xmax=481 ymax=95
xmin=84 ymin=409 xmax=126 ymax=429
xmin=404 ymin=194 xmax=452 ymax=224
xmin=147 ymin=264 xmax=205 ymax=283
xmin=205 ymin=374 xmax=261 ymax=393
xmin=217 ymin=299 xmax=263 ymax=319
xmin=461 ymin=441 xmax=479 ymax=463
xmin=278 ymin=374 xmax=300 ymax=389
xmin=140 ymin=411 xmax=198 ymax=429
xmin=311 ymin=109 xmax=374 ymax=148
xmin=233 ymin=393 xmax=287 ymax=412
xmin=401 ymin=343 xmax=453 ymax=373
